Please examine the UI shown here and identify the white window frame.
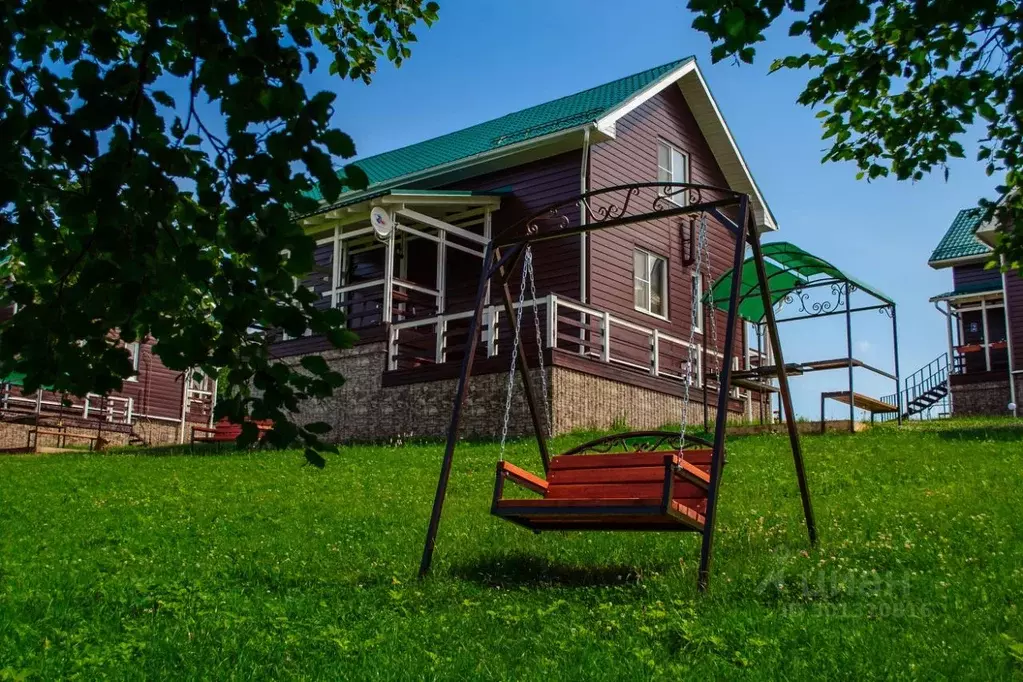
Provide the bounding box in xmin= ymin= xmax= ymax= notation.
xmin=657 ymin=141 xmax=690 ymax=206
xmin=125 ymin=341 xmax=140 ymax=382
xmin=691 ymin=271 xmax=703 ymax=334
xmin=633 ymin=248 xmax=669 ymax=319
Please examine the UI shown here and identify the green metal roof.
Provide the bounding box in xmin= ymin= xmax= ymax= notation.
xmin=705 ymin=241 xmax=893 ymax=322
xmin=706 ymin=259 xmax=807 ymax=322
xmin=928 ymin=280 xmax=1003 ymax=302
xmin=308 ymin=57 xmax=695 ymax=203
xmin=928 ymin=208 xmax=991 ymax=264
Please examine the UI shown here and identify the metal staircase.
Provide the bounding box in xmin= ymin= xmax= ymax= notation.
xmin=879 ymin=353 xmax=951 ymax=421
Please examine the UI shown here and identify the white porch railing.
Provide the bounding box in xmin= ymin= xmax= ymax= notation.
xmin=0 ymin=387 xmax=134 ymax=424
xmin=388 ymin=293 xmax=733 ymax=387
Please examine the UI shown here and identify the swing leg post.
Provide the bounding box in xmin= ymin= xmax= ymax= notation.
xmin=698 ymin=197 xmax=750 ymax=592
xmin=748 ymin=222 xmax=817 ymax=546
xmin=419 ymin=243 xmax=496 ymax=579
xmin=495 ymin=246 xmax=552 ymax=474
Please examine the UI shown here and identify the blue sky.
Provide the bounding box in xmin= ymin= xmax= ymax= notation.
xmin=310 ymin=0 xmax=1000 ymax=418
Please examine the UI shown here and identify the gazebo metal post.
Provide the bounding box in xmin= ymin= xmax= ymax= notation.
xmin=419 ymin=242 xmax=497 ymax=578
xmin=845 ymin=283 xmax=855 ymax=433
xmin=697 ymin=196 xmax=750 ymax=592
xmin=892 ymin=305 xmax=903 ymax=425
xmin=746 ymin=220 xmax=817 ymax=546
xmin=702 ymin=327 xmax=709 ymax=432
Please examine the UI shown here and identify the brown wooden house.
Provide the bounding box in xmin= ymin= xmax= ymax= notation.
xmin=926 ymin=206 xmax=1022 ymax=416
xmin=276 ymin=57 xmax=777 ymax=441
xmin=0 ymin=309 xmax=216 ymax=448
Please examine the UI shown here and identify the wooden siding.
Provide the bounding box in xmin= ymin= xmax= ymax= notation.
xmin=953 ymin=263 xmax=1002 ymax=290
xmin=1005 ymin=268 xmax=1023 ymax=371
xmin=4 ymin=337 xmax=200 ymax=423
xmin=587 ymin=84 xmax=746 ymax=373
xmin=435 ymin=151 xmax=583 ymax=303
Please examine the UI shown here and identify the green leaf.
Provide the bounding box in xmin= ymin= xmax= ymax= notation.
xmin=723 ymin=8 xmax=745 ymax=38
xmin=300 ymin=354 xmax=331 ymax=375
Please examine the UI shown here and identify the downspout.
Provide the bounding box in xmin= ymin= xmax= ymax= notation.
xmin=1002 ymin=255 xmax=1017 ymax=416
xmin=579 ymin=127 xmax=591 ymax=303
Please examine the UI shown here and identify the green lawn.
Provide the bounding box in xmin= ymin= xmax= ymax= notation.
xmin=1 ymin=419 xmax=1022 ymax=680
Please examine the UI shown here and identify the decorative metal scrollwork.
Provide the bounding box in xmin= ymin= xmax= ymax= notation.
xmin=501 ymin=181 xmax=744 ymax=245
xmin=583 ymin=186 xmax=641 ymax=225
xmin=780 ymin=282 xmax=856 ymax=317
xmin=560 ymin=430 xmax=713 ymax=456
xmin=524 ymin=207 xmax=571 ymax=236
xmin=878 ymin=305 xmax=894 ymax=319
xmin=652 ymin=185 xmax=704 ymax=212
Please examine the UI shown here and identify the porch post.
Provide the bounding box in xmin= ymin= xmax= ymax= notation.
xmin=982 ymin=299 xmax=991 ymax=372
xmin=382 ymin=228 xmax=395 ymax=324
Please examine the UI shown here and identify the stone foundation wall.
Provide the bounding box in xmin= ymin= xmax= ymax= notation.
xmin=133 ymin=418 xmax=185 ymax=446
xmin=283 ymin=345 xmax=740 ymax=442
xmin=286 ymin=343 xmax=541 ymax=441
xmin=0 ymin=422 xmax=131 ymax=451
xmin=951 ymin=378 xmax=1011 ymax=416
xmin=552 ymin=367 xmax=744 ymax=433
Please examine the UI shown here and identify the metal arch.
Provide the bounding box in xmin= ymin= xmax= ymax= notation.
xmin=493 ymin=182 xmax=746 ymax=246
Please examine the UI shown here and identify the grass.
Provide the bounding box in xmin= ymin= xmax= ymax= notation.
xmin=1 ymin=418 xmax=1022 ymax=680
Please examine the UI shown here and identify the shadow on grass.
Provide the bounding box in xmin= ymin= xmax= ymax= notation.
xmin=934 ymin=424 xmax=1023 ymax=442
xmin=450 ymin=554 xmax=646 ymax=589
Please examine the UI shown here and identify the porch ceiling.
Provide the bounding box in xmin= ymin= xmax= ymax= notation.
xmin=299 ymin=189 xmax=504 ymax=232
xmin=929 ymin=281 xmax=1003 ymax=304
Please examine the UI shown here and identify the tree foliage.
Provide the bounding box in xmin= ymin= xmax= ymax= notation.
xmin=688 ymin=0 xmax=1023 ymax=264
xmin=0 ymin=0 xmax=438 ymax=461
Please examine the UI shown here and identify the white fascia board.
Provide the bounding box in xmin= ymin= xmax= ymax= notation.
xmin=594 ymin=59 xmax=698 ymax=138
xmin=927 ymin=253 xmax=993 ymax=269
xmin=595 ymin=59 xmax=777 ymax=233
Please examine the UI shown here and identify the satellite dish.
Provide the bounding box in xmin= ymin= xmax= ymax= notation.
xmin=370 ymin=207 xmax=393 ymax=240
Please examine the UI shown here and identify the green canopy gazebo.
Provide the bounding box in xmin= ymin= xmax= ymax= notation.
xmin=705 ymin=241 xmax=901 ymax=431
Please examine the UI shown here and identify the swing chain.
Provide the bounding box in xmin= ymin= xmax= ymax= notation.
xmin=526 ymin=249 xmax=552 ymax=438
xmin=706 ymin=216 xmax=721 ymax=382
xmin=499 ymin=248 xmax=533 ymax=460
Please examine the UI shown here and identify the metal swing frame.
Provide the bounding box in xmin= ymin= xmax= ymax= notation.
xmin=417 ymin=182 xmax=817 ymax=591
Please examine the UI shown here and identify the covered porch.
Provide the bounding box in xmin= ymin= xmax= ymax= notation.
xmin=930 ymin=283 xmax=1010 ymax=377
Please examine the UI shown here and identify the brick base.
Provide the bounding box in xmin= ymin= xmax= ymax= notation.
xmin=285 ymin=344 xmax=745 ymax=443
xmin=132 ymin=418 xmax=185 ymax=446
xmin=952 ymin=378 xmax=1012 ymax=416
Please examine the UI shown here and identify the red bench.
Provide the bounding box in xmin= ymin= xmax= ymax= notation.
xmin=191 ymin=418 xmax=273 ymax=449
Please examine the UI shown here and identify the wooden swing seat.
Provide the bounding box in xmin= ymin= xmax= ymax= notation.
xmin=492 ymin=450 xmax=713 ymax=533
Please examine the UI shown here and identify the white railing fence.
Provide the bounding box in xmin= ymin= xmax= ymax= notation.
xmin=0 ymin=387 xmax=134 ymax=424
xmin=388 ymin=294 xmax=739 ymax=391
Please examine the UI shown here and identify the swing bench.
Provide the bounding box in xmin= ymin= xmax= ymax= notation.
xmin=418 ymin=181 xmax=818 ymax=592
xmin=492 ymin=432 xmax=716 ymax=532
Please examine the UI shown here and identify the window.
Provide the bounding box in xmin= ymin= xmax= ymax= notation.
xmin=126 ymin=342 xmax=140 ymax=382
xmin=657 ymin=141 xmax=689 ymax=205
xmin=634 ymin=249 xmax=667 ymax=317
xmin=691 ymin=272 xmax=703 ymax=334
